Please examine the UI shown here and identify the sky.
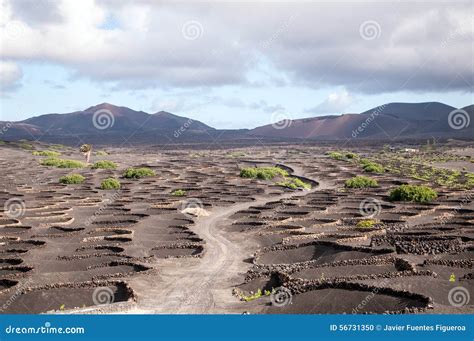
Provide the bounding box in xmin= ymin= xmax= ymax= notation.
xmin=0 ymin=0 xmax=472 ymax=129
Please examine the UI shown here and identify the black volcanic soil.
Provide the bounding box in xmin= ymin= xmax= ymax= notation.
xmin=0 ymin=142 xmax=473 ymax=314
xmin=265 ymin=288 xmax=427 ymax=314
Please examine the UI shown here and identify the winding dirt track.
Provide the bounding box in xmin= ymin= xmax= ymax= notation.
xmin=61 ymin=163 xmax=329 ymax=314
xmin=124 ymin=173 xmax=333 ymax=314
xmin=130 ymin=196 xmax=288 ymax=313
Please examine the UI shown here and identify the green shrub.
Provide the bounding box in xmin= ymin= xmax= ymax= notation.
xmin=466 ymin=173 xmax=474 ymax=188
xmin=277 ymin=177 xmax=311 ymax=190
xmin=171 ymin=189 xmax=186 ymax=196
xmin=95 ymin=150 xmax=108 ymax=156
xmin=242 ymin=289 xmax=262 ymax=302
xmin=123 ymin=167 xmax=155 ymax=179
xmin=40 ymin=158 xmax=85 ymax=168
xmin=32 ymin=150 xmax=61 ymax=157
xmin=40 ymin=158 xmax=62 ymax=167
xmin=59 ymin=174 xmax=85 ymax=184
xmin=327 ymin=151 xmax=344 ymax=160
xmin=0 ymin=140 xmax=5 ymax=145
xmin=240 ymin=167 xmax=288 ymax=180
xmin=345 ymin=176 xmax=379 ymax=189
xmin=59 ymin=160 xmax=86 ymax=168
xmin=100 ymin=178 xmax=121 ymax=190
xmin=362 ymin=162 xmax=384 ymax=173
xmin=240 ymin=168 xmax=258 ymax=178
xmin=389 ymin=184 xmax=437 ymax=203
xmin=91 ymin=160 xmax=117 ymax=169
xmin=345 ymin=152 xmax=359 ymax=159
xmin=357 ymin=219 xmax=378 ymax=228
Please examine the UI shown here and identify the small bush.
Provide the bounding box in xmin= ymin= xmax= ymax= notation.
xmin=59 ymin=174 xmax=85 ymax=184
xmin=59 ymin=160 xmax=86 ymax=168
xmin=345 ymin=176 xmax=379 ymax=189
xmin=240 ymin=168 xmax=258 ymax=178
xmin=327 ymin=151 xmax=344 ymax=160
xmin=389 ymin=184 xmax=437 ymax=203
xmin=40 ymin=158 xmax=62 ymax=167
xmin=277 ymin=177 xmax=311 ymax=190
xmin=123 ymin=167 xmax=155 ymax=179
xmin=171 ymin=189 xmax=186 ymax=197
xmin=0 ymin=140 xmax=5 ymax=145
xmin=240 ymin=167 xmax=288 ymax=180
xmin=95 ymin=151 xmax=108 ymax=156
xmin=242 ymin=289 xmax=262 ymax=302
xmin=362 ymin=162 xmax=384 ymax=173
xmin=345 ymin=152 xmax=359 ymax=159
xmin=91 ymin=160 xmax=117 ymax=169
xmin=466 ymin=173 xmax=474 ymax=188
xmin=357 ymin=219 xmax=377 ymax=228
xmin=40 ymin=158 xmax=85 ymax=168
xmin=100 ymin=178 xmax=121 ymax=190
xmin=32 ymin=150 xmax=61 ymax=157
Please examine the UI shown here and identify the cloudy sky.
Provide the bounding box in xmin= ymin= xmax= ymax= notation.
xmin=0 ymin=0 xmax=472 ymax=128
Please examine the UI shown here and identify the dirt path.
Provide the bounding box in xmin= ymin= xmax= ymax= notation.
xmin=128 ymin=192 xmax=301 ymax=313
xmin=69 ymin=164 xmax=332 ymax=314
xmin=126 ymin=168 xmax=332 ymax=314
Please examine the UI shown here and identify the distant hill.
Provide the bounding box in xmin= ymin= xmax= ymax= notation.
xmin=249 ymin=102 xmax=473 ymax=140
xmin=0 ymin=103 xmax=214 ymax=143
xmin=0 ymin=102 xmax=472 ymax=144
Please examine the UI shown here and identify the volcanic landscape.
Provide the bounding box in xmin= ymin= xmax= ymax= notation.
xmin=0 ymin=141 xmax=473 ymax=314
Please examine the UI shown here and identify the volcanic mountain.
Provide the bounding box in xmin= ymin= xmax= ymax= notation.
xmin=0 ymin=103 xmax=215 ymax=143
xmin=249 ymin=102 xmax=473 ymax=140
xmin=0 ymin=102 xmax=472 ymax=144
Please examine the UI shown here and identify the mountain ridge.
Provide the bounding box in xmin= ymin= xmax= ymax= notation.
xmin=0 ymin=102 xmax=472 ymax=143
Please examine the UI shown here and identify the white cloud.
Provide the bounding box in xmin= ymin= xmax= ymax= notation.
xmin=0 ymin=61 xmax=22 ymax=93
xmin=305 ymin=90 xmax=354 ymax=114
xmin=0 ymin=0 xmax=472 ymax=93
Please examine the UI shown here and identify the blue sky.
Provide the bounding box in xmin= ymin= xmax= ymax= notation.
xmin=0 ymin=1 xmax=472 ymax=129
